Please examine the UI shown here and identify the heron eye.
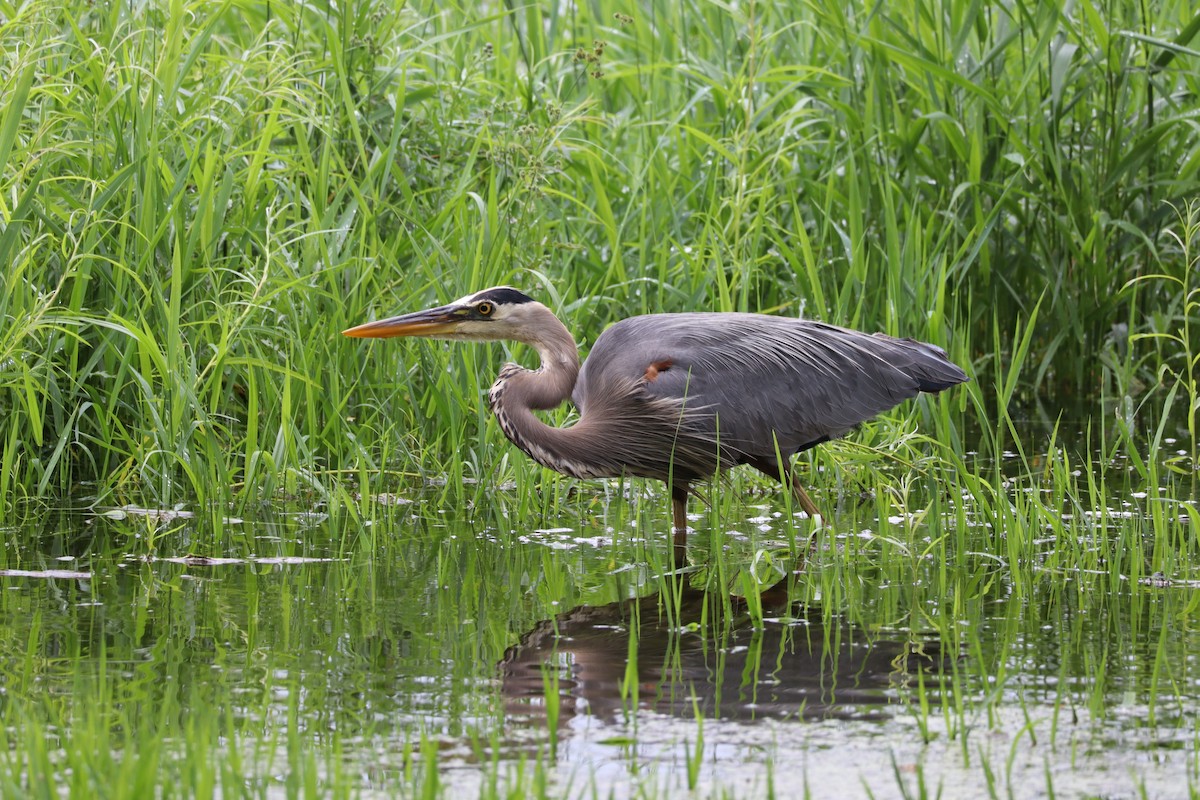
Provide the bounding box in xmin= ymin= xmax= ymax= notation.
xmin=477 ymin=302 xmax=493 ymax=316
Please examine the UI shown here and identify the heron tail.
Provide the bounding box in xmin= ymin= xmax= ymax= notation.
xmin=876 ymin=334 xmax=970 ymax=394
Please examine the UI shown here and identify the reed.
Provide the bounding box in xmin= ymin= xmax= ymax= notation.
xmin=0 ymin=0 xmax=1195 ymax=509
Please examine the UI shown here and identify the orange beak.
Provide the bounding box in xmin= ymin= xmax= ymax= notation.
xmin=342 ymin=305 xmax=461 ymax=339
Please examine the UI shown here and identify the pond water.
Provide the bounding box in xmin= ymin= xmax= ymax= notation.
xmin=1 ymin=470 xmax=1197 ymax=798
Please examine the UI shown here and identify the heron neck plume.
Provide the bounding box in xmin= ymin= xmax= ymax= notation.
xmin=487 ymin=306 xmax=599 ymax=479
xmin=507 ymin=309 xmax=580 ymax=411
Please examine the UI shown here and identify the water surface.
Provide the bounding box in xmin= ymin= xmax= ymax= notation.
xmin=0 ymin=481 xmax=1196 ymax=798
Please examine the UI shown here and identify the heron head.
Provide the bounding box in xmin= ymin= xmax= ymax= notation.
xmin=342 ymin=286 xmax=548 ymax=344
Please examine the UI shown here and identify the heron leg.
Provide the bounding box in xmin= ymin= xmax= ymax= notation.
xmin=746 ymin=456 xmax=822 ymax=592
xmin=670 ymin=484 xmax=689 ymax=565
xmin=787 ymin=472 xmax=822 ymax=521
xmin=748 ymin=457 xmax=823 ymax=521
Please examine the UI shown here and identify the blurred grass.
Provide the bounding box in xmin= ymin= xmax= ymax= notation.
xmin=0 ymin=0 xmax=1197 ymax=514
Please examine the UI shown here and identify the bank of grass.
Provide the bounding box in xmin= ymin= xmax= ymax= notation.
xmin=0 ymin=0 xmax=1197 ymax=511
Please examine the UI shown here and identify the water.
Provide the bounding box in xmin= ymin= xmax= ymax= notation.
xmin=1 ymin=481 xmax=1197 ymax=798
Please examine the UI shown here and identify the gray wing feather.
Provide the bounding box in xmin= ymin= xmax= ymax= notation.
xmin=575 ymin=313 xmax=966 ymax=460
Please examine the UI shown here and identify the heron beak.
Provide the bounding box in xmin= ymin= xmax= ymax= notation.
xmin=342 ymin=305 xmax=462 ymax=339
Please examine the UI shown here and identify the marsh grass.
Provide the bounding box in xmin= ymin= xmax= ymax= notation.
xmin=0 ymin=0 xmax=1196 ymax=511
xmin=3 ymin=0 xmax=1200 ymax=796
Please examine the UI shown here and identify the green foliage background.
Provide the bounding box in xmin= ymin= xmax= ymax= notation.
xmin=1 ymin=0 xmax=1198 ymax=507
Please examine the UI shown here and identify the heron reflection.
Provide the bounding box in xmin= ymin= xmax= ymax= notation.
xmin=500 ymin=585 xmax=946 ymax=728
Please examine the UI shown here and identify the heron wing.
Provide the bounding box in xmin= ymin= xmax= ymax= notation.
xmin=575 ymin=313 xmax=965 ymax=461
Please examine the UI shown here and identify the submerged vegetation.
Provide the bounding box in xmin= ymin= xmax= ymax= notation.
xmin=1 ymin=0 xmax=1200 ymax=796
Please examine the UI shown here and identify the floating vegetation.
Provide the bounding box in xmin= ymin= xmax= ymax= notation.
xmin=0 ymin=569 xmax=91 ymax=580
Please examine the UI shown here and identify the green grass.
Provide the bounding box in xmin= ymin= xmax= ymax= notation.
xmin=0 ymin=0 xmax=1197 ymax=508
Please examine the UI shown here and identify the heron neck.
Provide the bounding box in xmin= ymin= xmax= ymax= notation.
xmin=522 ymin=318 xmax=581 ymax=410
xmin=487 ymin=316 xmax=598 ymax=478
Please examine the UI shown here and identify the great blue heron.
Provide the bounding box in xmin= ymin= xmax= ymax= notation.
xmin=344 ymin=287 xmax=967 ymax=547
